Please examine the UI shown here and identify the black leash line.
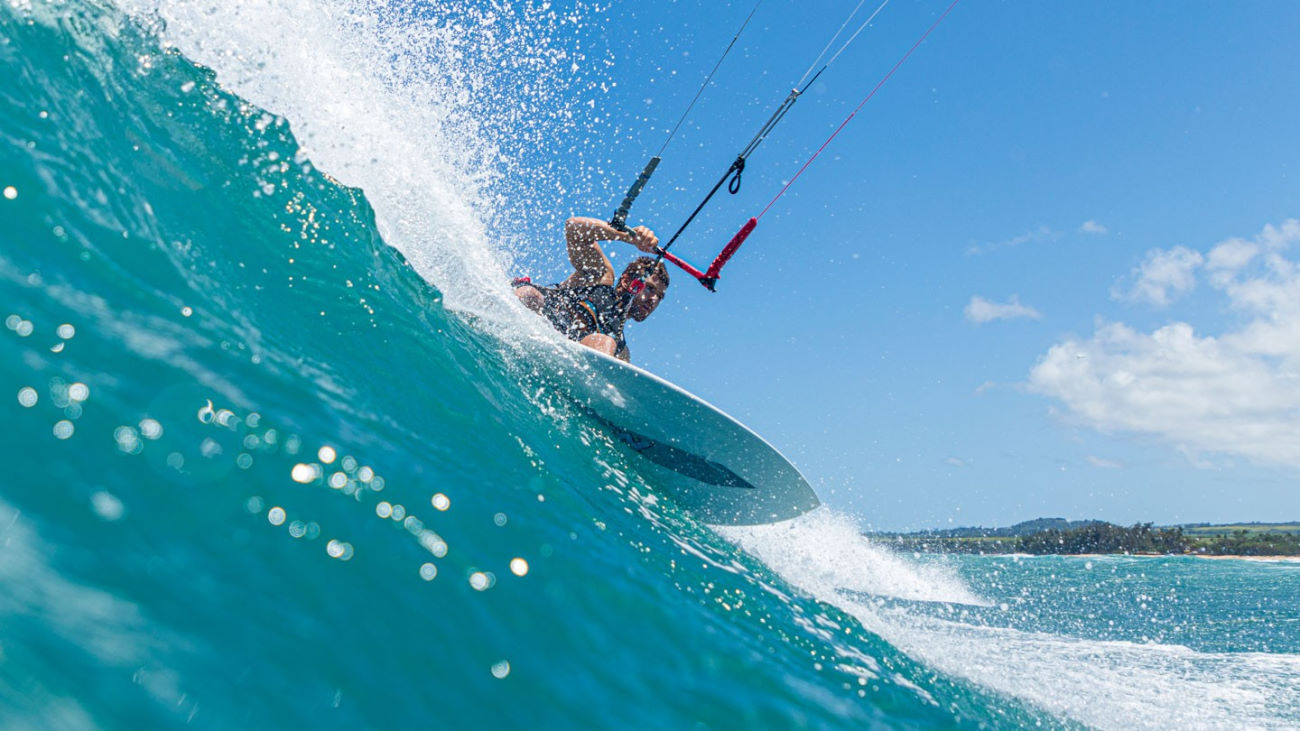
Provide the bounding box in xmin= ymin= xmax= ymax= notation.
xmin=608 ymin=2 xmax=763 ymax=232
xmin=647 ymin=0 xmax=893 ymax=289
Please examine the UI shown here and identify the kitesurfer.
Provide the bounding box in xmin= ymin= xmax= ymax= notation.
xmin=513 ymin=216 xmax=669 ymax=362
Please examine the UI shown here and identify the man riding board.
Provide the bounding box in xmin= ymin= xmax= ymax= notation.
xmin=514 ymin=216 xmax=669 ymax=363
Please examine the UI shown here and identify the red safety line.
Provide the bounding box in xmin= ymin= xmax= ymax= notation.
xmin=757 ymin=0 xmax=962 ymax=220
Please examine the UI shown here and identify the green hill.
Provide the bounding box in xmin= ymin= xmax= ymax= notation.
xmin=870 ymin=519 xmax=1300 ymax=556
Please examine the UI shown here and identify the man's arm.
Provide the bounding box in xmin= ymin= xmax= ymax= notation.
xmin=577 ymin=332 xmax=630 ymax=362
xmin=561 ymin=217 xmax=659 ymax=287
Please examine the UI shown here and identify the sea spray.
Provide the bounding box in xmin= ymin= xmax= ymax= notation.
xmin=720 ymin=508 xmax=988 ymax=606
xmin=114 ymin=0 xmax=623 ymax=323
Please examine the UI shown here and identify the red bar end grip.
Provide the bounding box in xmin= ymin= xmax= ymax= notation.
xmin=705 ymin=217 xmax=758 ymax=282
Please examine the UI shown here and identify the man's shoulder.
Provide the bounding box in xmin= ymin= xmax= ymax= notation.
xmin=558 ymin=279 xmax=616 ymax=294
xmin=561 ymin=268 xmax=616 ymax=289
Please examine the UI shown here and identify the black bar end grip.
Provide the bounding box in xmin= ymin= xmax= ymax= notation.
xmin=609 ymin=156 xmax=662 ymax=231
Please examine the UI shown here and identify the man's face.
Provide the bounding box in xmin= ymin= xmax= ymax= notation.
xmin=626 ymin=274 xmax=667 ymax=322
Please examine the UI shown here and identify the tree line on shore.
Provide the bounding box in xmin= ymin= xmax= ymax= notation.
xmin=877 ymin=521 xmax=1300 ymax=556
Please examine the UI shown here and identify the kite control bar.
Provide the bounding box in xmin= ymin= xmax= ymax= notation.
xmin=649 ymin=216 xmax=758 ymax=292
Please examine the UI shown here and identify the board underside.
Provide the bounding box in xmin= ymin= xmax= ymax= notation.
xmin=553 ymin=344 xmax=820 ymax=526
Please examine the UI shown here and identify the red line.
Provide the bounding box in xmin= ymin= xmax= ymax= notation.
xmin=758 ymin=0 xmax=962 ymax=220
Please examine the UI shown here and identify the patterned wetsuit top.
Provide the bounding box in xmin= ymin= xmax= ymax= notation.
xmin=534 ymin=283 xmax=631 ymax=358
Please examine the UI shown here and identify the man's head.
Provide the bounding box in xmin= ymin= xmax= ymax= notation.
xmin=617 ymin=257 xmax=669 ymax=322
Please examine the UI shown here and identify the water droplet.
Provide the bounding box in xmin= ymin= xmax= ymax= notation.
xmin=17 ymin=387 xmax=37 ymax=407
xmin=139 ymin=419 xmax=163 ymax=439
xmin=419 ymin=563 xmax=438 ymax=581
xmin=290 ymin=463 xmax=319 ymax=483
xmin=52 ymin=420 xmax=74 ymax=439
xmin=91 ymin=491 xmax=125 ymax=521
xmin=2 ymin=186 xmax=16 ymax=200
xmin=419 ymin=531 xmax=448 ymax=558
xmin=510 ymin=558 xmax=529 ymax=577
xmin=114 ymin=426 xmax=142 ymax=454
xmin=431 ymin=493 xmax=450 ymax=511
xmin=267 ymin=507 xmax=286 ymax=526
xmin=326 ymin=540 xmax=353 ymax=560
xmin=490 ymin=661 xmax=511 ymax=679
xmin=318 ymin=445 xmax=336 ymax=463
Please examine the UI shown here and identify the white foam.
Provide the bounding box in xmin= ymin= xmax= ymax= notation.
xmin=718 ymin=508 xmax=987 ymax=607
xmin=863 ymin=611 xmax=1300 ymax=730
xmin=722 ymin=507 xmax=1300 ymax=729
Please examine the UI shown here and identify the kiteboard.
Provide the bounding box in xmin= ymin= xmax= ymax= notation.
xmin=552 ymin=344 xmax=820 ymax=526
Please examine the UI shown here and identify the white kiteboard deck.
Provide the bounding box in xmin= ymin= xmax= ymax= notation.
xmin=545 ymin=343 xmax=820 ymax=526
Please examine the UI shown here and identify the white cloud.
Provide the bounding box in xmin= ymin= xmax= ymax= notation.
xmin=1085 ymin=455 xmax=1123 ymax=469
xmin=1080 ymin=220 xmax=1109 ymax=235
xmin=1030 ymin=219 xmax=1300 ymax=469
xmin=967 ymin=226 xmax=1057 ymax=255
xmin=965 ymin=295 xmax=1043 ymax=324
xmin=1112 ymin=246 xmax=1204 ymax=306
xmin=1205 ymin=236 xmax=1258 ymax=277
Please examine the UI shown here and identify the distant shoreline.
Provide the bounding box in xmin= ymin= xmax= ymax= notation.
xmin=1190 ymin=554 xmax=1300 ymax=561
xmin=936 ymin=552 xmax=1300 ymax=561
xmin=870 ymin=519 xmax=1300 ymax=557
xmin=889 ymin=549 xmax=1300 ymax=561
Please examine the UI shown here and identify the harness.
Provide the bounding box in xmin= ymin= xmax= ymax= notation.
xmin=522 ymin=280 xmax=632 ymax=358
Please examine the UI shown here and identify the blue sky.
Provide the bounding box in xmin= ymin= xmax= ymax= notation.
xmin=503 ymin=0 xmax=1300 ymax=530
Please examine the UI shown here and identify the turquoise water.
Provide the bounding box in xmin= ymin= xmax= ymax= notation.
xmin=2 ymin=1 xmax=1298 ymax=728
